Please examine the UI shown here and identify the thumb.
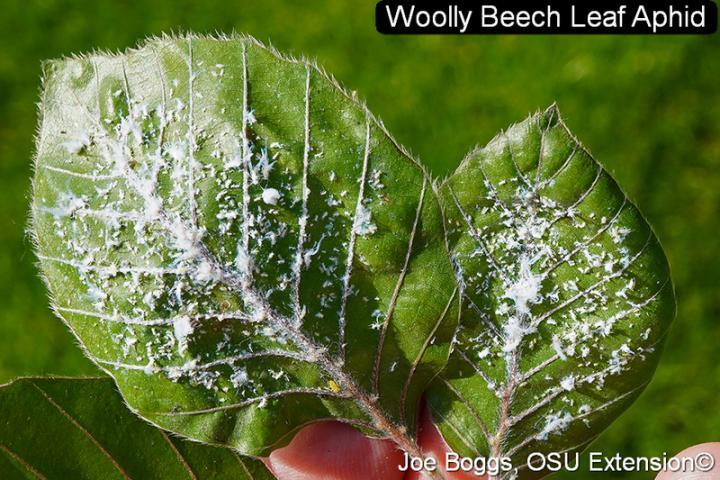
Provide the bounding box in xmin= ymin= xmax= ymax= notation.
xmin=404 ymin=403 xmax=487 ymax=480
xmin=266 ymin=421 xmax=405 ymax=480
xmin=265 ymin=402 xmax=487 ymax=480
xmin=655 ymin=443 xmax=720 ymax=480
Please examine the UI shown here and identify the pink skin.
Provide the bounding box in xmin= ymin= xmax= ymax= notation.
xmin=266 ymin=421 xmax=405 ymax=480
xmin=266 ymin=405 xmax=485 ymax=480
xmin=655 ymin=443 xmax=720 ymax=480
xmin=403 ymin=403 xmax=486 ymax=480
xmin=267 ymin=411 xmax=719 ymax=480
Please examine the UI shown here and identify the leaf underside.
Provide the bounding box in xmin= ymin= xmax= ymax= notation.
xmin=0 ymin=377 xmax=273 ymax=480
xmin=426 ymin=107 xmax=675 ymax=479
xmin=32 ymin=33 xmax=675 ymax=476
xmin=32 ymin=34 xmax=458 ymax=456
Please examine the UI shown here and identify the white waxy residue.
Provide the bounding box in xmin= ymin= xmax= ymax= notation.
xmin=173 ymin=316 xmax=193 ymax=354
xmin=353 ymin=205 xmax=376 ymax=236
xmin=262 ymin=188 xmax=281 ymax=205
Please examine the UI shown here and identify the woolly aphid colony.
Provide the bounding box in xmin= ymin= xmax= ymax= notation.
xmin=33 ymin=35 xmax=673 ymax=479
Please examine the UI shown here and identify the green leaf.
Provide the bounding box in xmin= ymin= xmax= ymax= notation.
xmin=427 ymin=106 xmax=675 ymax=478
xmin=0 ymin=377 xmax=273 ymax=479
xmin=31 ymin=34 xmax=457 ymax=458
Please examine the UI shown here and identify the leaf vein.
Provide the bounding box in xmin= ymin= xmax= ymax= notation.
xmin=159 ymin=430 xmax=197 ymax=480
xmin=0 ymin=445 xmax=49 ymax=480
xmin=29 ymin=381 xmax=130 ymax=479
xmin=153 ymin=388 xmax=351 ymax=416
xmin=338 ymin=120 xmax=371 ymax=361
xmin=372 ymin=177 xmax=427 ymax=395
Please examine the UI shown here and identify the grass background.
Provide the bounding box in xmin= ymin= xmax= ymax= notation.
xmin=0 ymin=0 xmax=718 ymax=477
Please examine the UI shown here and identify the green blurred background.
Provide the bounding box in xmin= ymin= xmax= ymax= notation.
xmin=0 ymin=1 xmax=718 ymax=477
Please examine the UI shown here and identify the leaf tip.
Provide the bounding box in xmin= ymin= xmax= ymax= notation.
xmin=539 ymin=102 xmax=562 ymax=129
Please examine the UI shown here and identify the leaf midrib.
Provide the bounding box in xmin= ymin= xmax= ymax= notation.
xmin=39 ymin=37 xmax=451 ymax=480
xmin=444 ymin=111 xmax=672 ymax=477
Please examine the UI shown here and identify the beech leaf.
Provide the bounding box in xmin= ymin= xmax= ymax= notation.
xmin=426 ymin=106 xmax=675 ymax=479
xmin=0 ymin=377 xmax=273 ymax=479
xmin=31 ymin=35 xmax=458 ymax=459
